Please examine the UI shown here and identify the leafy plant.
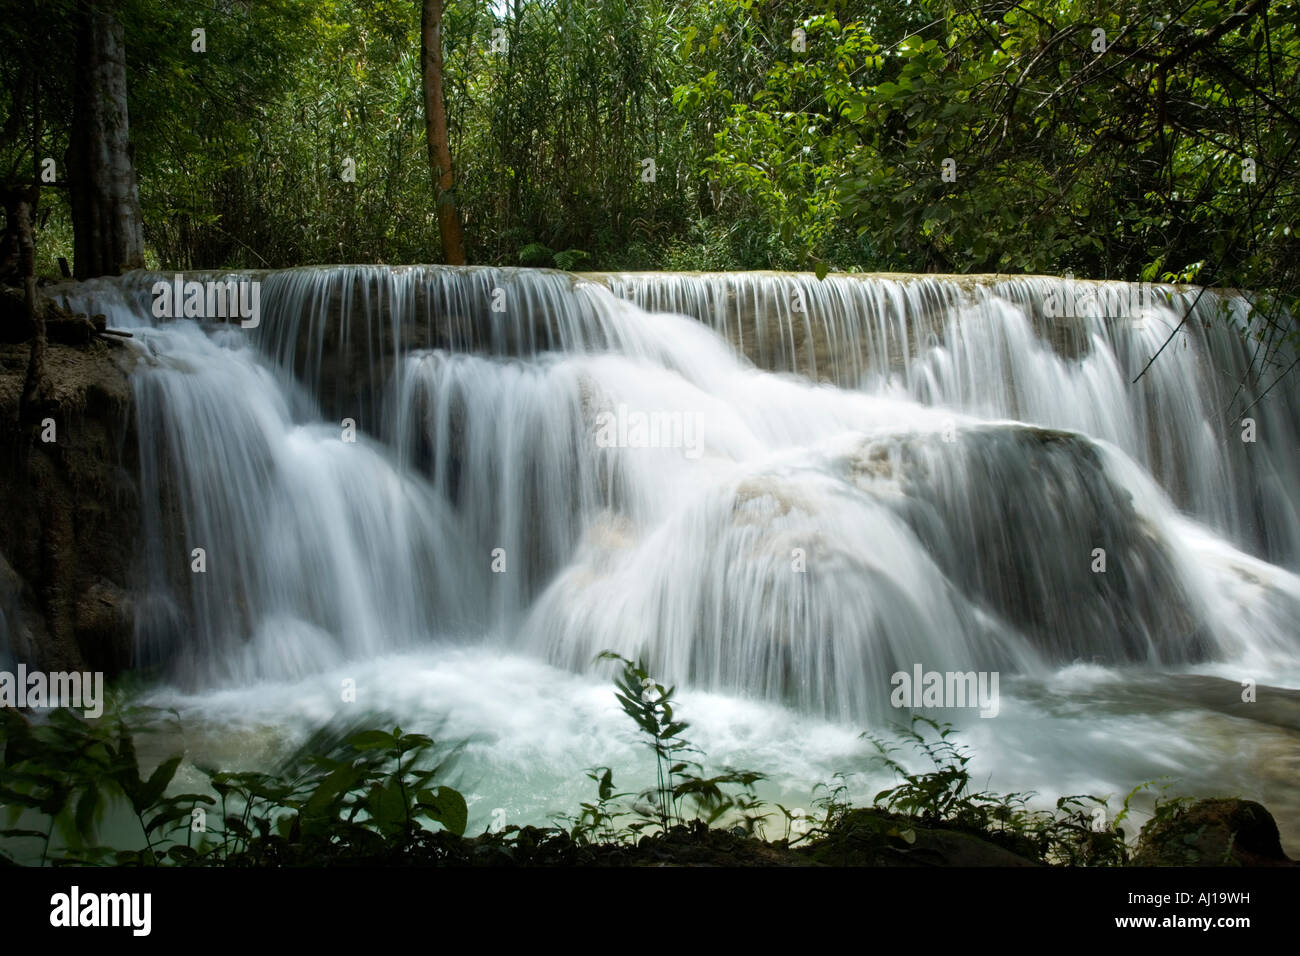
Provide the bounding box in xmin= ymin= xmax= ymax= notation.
xmin=569 ymin=766 xmax=630 ymax=846
xmin=517 ymin=242 xmax=591 ymax=271
xmin=192 ymin=721 xmax=467 ymax=864
xmin=592 ymin=651 xmax=768 ymax=838
xmin=553 ymin=248 xmax=590 ymax=271
xmin=0 ymin=704 xmax=214 ymax=866
xmin=0 ymin=698 xmax=1219 ymax=869
xmin=1125 ymin=779 xmax=1204 ymax=864
xmin=0 ymin=704 xmax=468 ymax=867
xmin=863 ymin=716 xmax=1128 ymax=866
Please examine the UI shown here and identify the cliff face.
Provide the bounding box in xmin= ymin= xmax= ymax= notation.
xmin=0 ymin=288 xmax=139 ymax=675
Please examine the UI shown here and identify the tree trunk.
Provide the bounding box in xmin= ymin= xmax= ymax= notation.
xmin=69 ymin=0 xmax=144 ymax=279
xmin=421 ymin=0 xmax=467 ymax=265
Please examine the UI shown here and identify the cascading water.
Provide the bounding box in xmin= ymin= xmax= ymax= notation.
xmin=48 ymin=266 xmax=1300 ymax=841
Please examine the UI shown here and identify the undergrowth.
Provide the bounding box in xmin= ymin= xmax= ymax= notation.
xmin=0 ymin=656 xmax=1209 ymax=866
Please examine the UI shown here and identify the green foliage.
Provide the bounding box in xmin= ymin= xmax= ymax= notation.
xmin=0 ymin=705 xmax=467 ymax=866
xmin=582 ymin=651 xmax=768 ymax=839
xmin=517 ymin=242 xmax=591 ymax=270
xmin=569 ymin=766 xmax=631 ymax=845
xmin=1124 ymin=779 xmax=1206 ymax=863
xmin=5 ymin=0 xmax=1297 ymax=370
xmin=0 ymin=703 xmax=212 ymax=866
xmin=602 ymin=650 xmax=692 ymax=832
xmin=863 ymin=716 xmax=1129 ymax=866
xmin=190 ymin=721 xmax=468 ymax=864
xmin=672 ymin=0 xmax=1300 ymax=370
xmin=0 ymin=700 xmax=1229 ymax=868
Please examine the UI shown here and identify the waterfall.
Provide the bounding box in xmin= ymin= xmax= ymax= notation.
xmin=54 ymin=267 xmax=1300 ymax=720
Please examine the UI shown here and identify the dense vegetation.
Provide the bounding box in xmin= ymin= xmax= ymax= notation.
xmin=0 ymin=654 xmax=1256 ymax=868
xmin=0 ymin=2 xmax=1295 ymax=286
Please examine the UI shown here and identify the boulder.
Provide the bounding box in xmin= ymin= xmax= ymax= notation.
xmin=1133 ymin=798 xmax=1295 ymax=866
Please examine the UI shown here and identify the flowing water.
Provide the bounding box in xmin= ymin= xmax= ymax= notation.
xmin=38 ymin=267 xmax=1300 ymax=847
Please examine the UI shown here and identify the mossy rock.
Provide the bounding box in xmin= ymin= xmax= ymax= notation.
xmin=1132 ymin=798 xmax=1295 ymax=867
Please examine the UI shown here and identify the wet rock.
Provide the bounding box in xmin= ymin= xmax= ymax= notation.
xmin=0 ymin=304 xmax=138 ymax=675
xmin=1132 ymin=798 xmax=1296 ymax=866
xmin=74 ymin=580 xmax=133 ymax=672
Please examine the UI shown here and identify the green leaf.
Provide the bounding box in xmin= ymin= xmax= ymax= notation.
xmin=369 ymin=776 xmax=408 ymax=832
xmin=166 ymin=845 xmax=198 ymax=864
xmin=305 ymin=764 xmax=365 ymax=817
xmin=74 ymin=785 xmax=99 ymax=837
xmin=347 ymin=730 xmax=398 ymax=751
xmin=417 ymin=786 xmax=467 ymax=836
xmin=139 ymin=755 xmax=183 ymax=810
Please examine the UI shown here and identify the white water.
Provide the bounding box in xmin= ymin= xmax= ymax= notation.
xmin=39 ymin=267 xmax=1300 ymax=848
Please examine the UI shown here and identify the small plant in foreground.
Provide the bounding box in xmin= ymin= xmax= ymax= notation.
xmin=0 ymin=703 xmax=213 ymax=866
xmin=2 ymin=697 xmax=1227 ymax=867
xmin=864 ymin=716 xmax=1129 ymax=866
xmin=0 ymin=705 xmax=468 ymax=866
xmin=590 ymin=651 xmax=768 ymax=839
xmin=570 ymin=766 xmax=630 ymax=845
